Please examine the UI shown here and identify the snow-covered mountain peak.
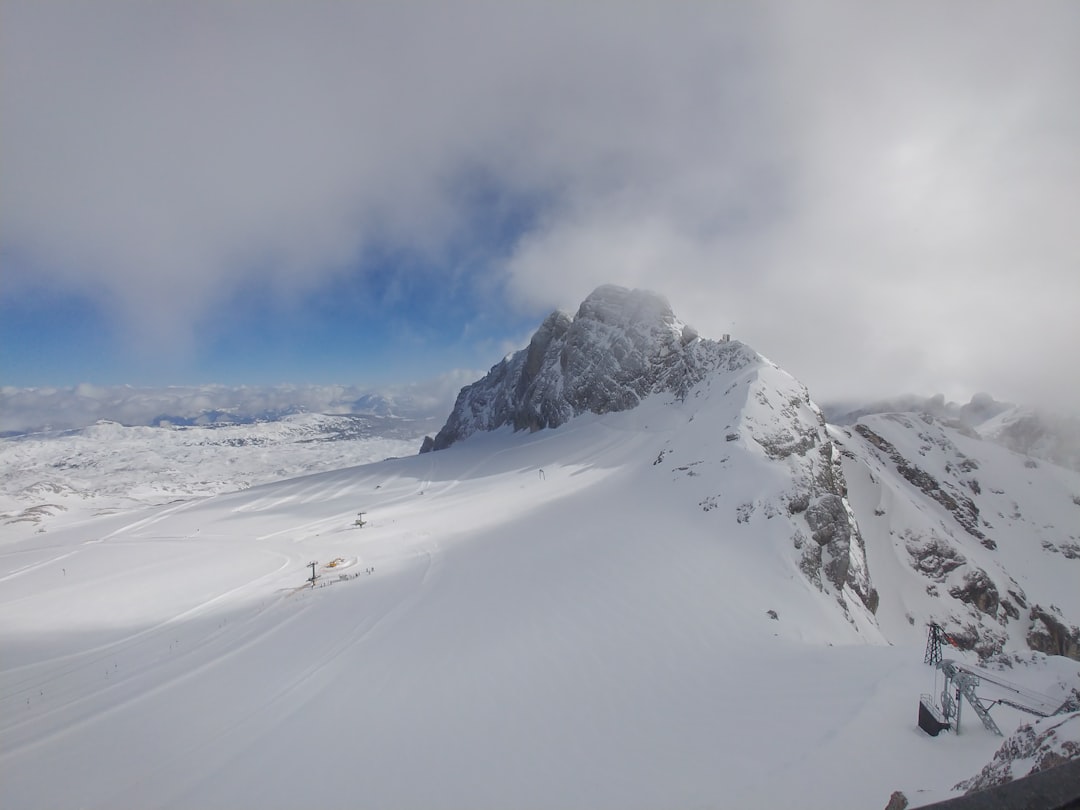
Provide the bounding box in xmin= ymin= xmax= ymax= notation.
xmin=419 ymin=284 xmax=879 ymax=622
xmin=572 ymin=283 xmax=690 ymax=343
xmin=423 ymin=284 xmax=748 ymax=452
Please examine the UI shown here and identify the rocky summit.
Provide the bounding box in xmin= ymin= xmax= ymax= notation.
xmin=424 ymin=284 xmax=879 ymax=620
xmin=422 ymin=284 xmax=1080 ymax=663
xmin=423 ymin=285 xmax=743 ymax=452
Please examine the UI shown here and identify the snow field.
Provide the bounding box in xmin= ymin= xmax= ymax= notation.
xmin=1 ymin=391 xmax=1071 ymax=808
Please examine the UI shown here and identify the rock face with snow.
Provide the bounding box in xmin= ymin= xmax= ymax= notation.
xmin=954 ymin=712 xmax=1080 ymax=793
xmin=836 ymin=411 xmax=1080 ymax=661
xmin=827 ymin=393 xmax=1080 ymax=475
xmin=424 ymin=285 xmax=744 ymax=451
xmin=423 ymin=284 xmax=879 ymax=618
xmin=423 ymin=284 xmax=1080 ymax=659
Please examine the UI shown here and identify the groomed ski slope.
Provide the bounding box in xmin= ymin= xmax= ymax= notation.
xmin=0 ymin=378 xmax=1054 ymax=809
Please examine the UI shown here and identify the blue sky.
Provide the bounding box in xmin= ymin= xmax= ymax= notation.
xmin=0 ymin=262 xmax=537 ymax=387
xmin=2 ymin=1 xmax=1078 ymax=410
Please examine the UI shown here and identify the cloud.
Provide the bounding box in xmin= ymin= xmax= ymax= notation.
xmin=2 ymin=1 xmax=1078 ymax=407
xmin=504 ymin=3 xmax=1080 ymax=408
xmin=0 ymin=373 xmax=474 ymax=433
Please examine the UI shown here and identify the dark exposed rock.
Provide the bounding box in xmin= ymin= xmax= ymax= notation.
xmin=883 ymin=790 xmax=908 ymax=810
xmin=802 ymin=487 xmax=875 ymax=613
xmin=949 ymin=568 xmax=1000 ymax=616
xmin=905 ymin=535 xmax=966 ymax=581
xmin=788 ymin=438 xmax=875 ymax=614
xmin=863 ymin=587 xmax=880 ymax=614
xmin=425 ymin=285 xmax=754 ymax=452
xmin=947 ymin=624 xmax=979 ymax=652
xmin=854 ymin=424 xmax=985 ymax=540
xmin=800 ymin=542 xmax=823 ymax=588
xmin=787 ymin=493 xmax=810 ymax=515
xmin=954 ymin=713 xmax=1080 ymax=793
xmin=945 ymin=622 xmax=1007 ymax=659
xmin=754 ymin=428 xmax=817 ymax=460
xmin=1028 ymin=606 xmax=1080 ymax=660
xmin=813 ymin=441 xmax=843 ymax=496
xmin=806 ymin=494 xmax=849 ymax=547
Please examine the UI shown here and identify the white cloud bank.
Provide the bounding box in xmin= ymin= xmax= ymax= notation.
xmin=0 ymin=373 xmax=473 ymax=434
xmin=2 ymin=1 xmax=1077 ymax=408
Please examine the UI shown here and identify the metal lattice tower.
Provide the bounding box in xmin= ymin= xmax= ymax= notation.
xmin=940 ymin=661 xmax=1003 ymax=736
xmin=924 ymin=622 xmax=945 ymax=665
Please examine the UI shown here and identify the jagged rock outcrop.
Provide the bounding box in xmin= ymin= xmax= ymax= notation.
xmin=423 ymin=285 xmax=752 ymax=452
xmin=420 ymin=284 xmax=878 ymax=619
xmin=799 ymin=453 xmax=876 ymax=613
xmin=854 ymin=422 xmax=986 ymax=542
xmin=954 ymin=712 xmax=1080 ymax=793
xmin=844 ymin=408 xmax=1080 ymax=661
xmin=949 ymin=568 xmax=1000 ymax=616
xmin=1028 ymin=607 xmax=1080 ymax=660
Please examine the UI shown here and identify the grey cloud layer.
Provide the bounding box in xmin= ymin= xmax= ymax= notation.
xmin=2 ymin=1 xmax=1077 ymax=407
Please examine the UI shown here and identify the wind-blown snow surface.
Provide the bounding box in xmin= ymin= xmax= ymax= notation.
xmin=8 ymin=372 xmax=1074 ymax=808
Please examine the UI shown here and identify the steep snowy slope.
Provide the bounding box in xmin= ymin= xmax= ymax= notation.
xmin=836 ymin=412 xmax=1080 ymax=659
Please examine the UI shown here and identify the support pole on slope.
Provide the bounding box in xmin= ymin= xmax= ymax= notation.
xmin=919 ymin=622 xmax=953 ymax=736
xmin=925 ymin=622 xmax=949 ymax=666
xmin=308 ymin=560 xmax=318 ymax=587
xmin=918 ymin=624 xmax=1002 ymax=737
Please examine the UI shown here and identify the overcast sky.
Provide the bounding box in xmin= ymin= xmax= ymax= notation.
xmin=2 ymin=1 xmax=1077 ymax=410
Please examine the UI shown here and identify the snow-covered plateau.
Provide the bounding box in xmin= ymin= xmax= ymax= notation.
xmin=2 ymin=286 xmax=1078 ymax=809
xmin=0 ymin=412 xmax=438 ymax=530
